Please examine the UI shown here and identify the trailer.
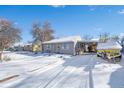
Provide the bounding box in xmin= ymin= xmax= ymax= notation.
xmin=97 ymin=41 xmax=122 ymax=63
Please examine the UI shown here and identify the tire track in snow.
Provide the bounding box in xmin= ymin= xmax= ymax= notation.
xmin=1 ymin=58 xmax=65 ymax=88
xmin=54 ymin=67 xmax=87 ymax=88
xmin=3 ymin=55 xmax=96 ymax=88
xmin=84 ymin=55 xmax=96 ymax=88
xmin=41 ymin=55 xmax=93 ymax=88
xmin=0 ymin=58 xmax=59 ymax=84
xmin=38 ymin=56 xmax=84 ymax=88
xmin=11 ymin=65 xmax=65 ymax=88
xmin=0 ymin=75 xmax=19 ymax=83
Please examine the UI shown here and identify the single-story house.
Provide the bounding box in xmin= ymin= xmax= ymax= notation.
xmin=42 ymin=36 xmax=81 ymax=55
xmin=42 ymin=36 xmax=98 ymax=55
xmin=10 ymin=42 xmax=33 ymax=51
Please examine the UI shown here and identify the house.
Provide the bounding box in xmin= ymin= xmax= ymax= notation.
xmin=12 ymin=42 xmax=25 ymax=51
xmin=42 ymin=36 xmax=98 ymax=55
xmin=42 ymin=36 xmax=81 ymax=55
xmin=23 ymin=43 xmax=33 ymax=51
xmin=32 ymin=39 xmax=42 ymax=53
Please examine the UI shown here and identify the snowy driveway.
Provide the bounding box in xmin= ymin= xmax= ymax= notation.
xmin=0 ymin=52 xmax=124 ymax=88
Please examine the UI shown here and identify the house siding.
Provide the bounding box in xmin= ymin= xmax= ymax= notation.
xmin=42 ymin=42 xmax=75 ymax=55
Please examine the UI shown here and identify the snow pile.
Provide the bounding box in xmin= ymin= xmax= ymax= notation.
xmin=2 ymin=52 xmax=72 ymax=61
xmin=92 ymin=56 xmax=124 ymax=88
xmin=3 ymin=51 xmax=34 ymax=61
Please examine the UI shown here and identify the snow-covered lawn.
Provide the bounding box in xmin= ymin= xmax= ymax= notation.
xmin=0 ymin=51 xmax=124 ymax=88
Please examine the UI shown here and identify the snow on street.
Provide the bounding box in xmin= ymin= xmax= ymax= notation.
xmin=0 ymin=52 xmax=124 ymax=88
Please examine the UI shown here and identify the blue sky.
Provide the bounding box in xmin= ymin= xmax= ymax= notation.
xmin=0 ymin=5 xmax=124 ymax=42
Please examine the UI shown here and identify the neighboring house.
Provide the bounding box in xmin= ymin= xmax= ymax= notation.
xmin=23 ymin=43 xmax=32 ymax=51
xmin=32 ymin=39 xmax=42 ymax=53
xmin=12 ymin=42 xmax=25 ymax=51
xmin=42 ymin=36 xmax=98 ymax=55
xmin=11 ymin=42 xmax=33 ymax=52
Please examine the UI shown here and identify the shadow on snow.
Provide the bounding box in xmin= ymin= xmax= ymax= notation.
xmin=108 ymin=57 xmax=124 ymax=88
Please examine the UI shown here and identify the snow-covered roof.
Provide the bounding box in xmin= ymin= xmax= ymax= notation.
xmin=97 ymin=41 xmax=122 ymax=50
xmin=13 ymin=42 xmax=32 ymax=47
xmin=43 ymin=36 xmax=82 ymax=44
xmin=91 ymin=38 xmax=99 ymax=42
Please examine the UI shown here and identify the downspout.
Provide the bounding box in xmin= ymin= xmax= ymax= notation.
xmin=73 ymin=41 xmax=76 ymax=56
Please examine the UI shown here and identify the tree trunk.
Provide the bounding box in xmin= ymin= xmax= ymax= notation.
xmin=0 ymin=52 xmax=2 ymax=62
xmin=0 ymin=50 xmax=3 ymax=62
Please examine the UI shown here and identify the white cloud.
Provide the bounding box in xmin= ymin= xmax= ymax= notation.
xmin=50 ymin=5 xmax=65 ymax=8
xmin=118 ymin=9 xmax=124 ymax=15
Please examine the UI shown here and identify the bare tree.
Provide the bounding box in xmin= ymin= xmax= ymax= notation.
xmin=82 ymin=34 xmax=93 ymax=40
xmin=111 ymin=35 xmax=119 ymax=41
xmin=99 ymin=32 xmax=110 ymax=42
xmin=42 ymin=21 xmax=54 ymax=41
xmin=0 ymin=18 xmax=21 ymax=61
xmin=31 ymin=21 xmax=54 ymax=42
xmin=31 ymin=22 xmax=43 ymax=41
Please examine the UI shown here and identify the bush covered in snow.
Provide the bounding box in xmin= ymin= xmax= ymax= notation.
xmin=3 ymin=55 xmax=11 ymax=61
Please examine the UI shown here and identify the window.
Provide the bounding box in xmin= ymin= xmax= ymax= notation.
xmin=62 ymin=43 xmax=68 ymax=49
xmin=45 ymin=44 xmax=49 ymax=50
xmin=57 ymin=44 xmax=61 ymax=49
xmin=48 ymin=44 xmax=51 ymax=49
